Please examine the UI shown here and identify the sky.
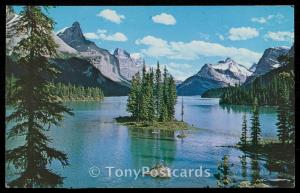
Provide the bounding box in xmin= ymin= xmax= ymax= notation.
xmin=14 ymin=6 xmax=295 ymax=81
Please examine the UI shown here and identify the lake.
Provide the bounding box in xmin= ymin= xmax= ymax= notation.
xmin=5 ymin=96 xmax=292 ymax=188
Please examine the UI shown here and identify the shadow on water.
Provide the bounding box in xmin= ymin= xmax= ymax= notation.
xmin=220 ymin=104 xmax=277 ymax=114
xmin=128 ymin=128 xmax=177 ymax=168
xmin=214 ymin=151 xmax=294 ymax=188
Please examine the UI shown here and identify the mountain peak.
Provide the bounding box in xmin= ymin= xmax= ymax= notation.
xmin=114 ymin=48 xmax=130 ymax=58
xmin=224 ymin=57 xmax=233 ymax=62
xmin=72 ymin=21 xmax=80 ymax=28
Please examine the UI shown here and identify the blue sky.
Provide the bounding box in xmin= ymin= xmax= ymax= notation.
xmin=14 ymin=6 xmax=295 ymax=80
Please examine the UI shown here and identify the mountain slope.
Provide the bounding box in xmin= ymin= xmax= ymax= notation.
xmin=5 ymin=7 xmax=132 ymax=96
xmin=113 ymin=48 xmax=144 ymax=81
xmin=177 ymin=58 xmax=251 ymax=96
xmin=244 ymin=46 xmax=289 ymax=84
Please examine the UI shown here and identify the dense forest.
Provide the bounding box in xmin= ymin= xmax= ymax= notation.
xmin=202 ymin=55 xmax=294 ymax=107
xmin=6 ymin=75 xmax=104 ymax=104
xmin=127 ymin=63 xmax=177 ymax=122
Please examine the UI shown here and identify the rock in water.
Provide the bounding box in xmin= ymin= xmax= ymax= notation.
xmin=144 ymin=164 xmax=171 ymax=178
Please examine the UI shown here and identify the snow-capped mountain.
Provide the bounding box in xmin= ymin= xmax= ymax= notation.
xmin=113 ymin=48 xmax=144 ymax=81
xmin=57 ymin=22 xmax=144 ymax=83
xmin=57 ymin=22 xmax=129 ymax=83
xmin=177 ymin=58 xmax=252 ymax=96
xmin=249 ymin=63 xmax=257 ymax=73
xmin=244 ymin=46 xmax=290 ymax=84
xmin=5 ymin=6 xmax=132 ymax=96
xmin=6 ymin=7 xmax=78 ymax=55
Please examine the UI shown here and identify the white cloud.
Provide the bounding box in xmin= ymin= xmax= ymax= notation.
xmin=164 ymin=62 xmax=196 ymax=80
xmin=251 ymin=13 xmax=285 ymax=24
xmin=135 ymin=35 xmax=262 ymax=67
xmin=264 ymin=31 xmax=294 ymax=42
xmin=84 ymin=29 xmax=128 ymax=42
xmin=228 ymin=27 xmax=259 ymax=41
xmin=251 ymin=17 xmax=267 ymax=24
xmin=84 ymin=32 xmax=99 ymax=39
xmin=152 ymin=13 xmax=176 ymax=25
xmin=130 ymin=52 xmax=144 ymax=60
xmin=97 ymin=9 xmax=125 ymax=24
xmin=216 ymin=33 xmax=225 ymax=40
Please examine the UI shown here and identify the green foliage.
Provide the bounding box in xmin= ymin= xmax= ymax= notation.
xmin=239 ymin=113 xmax=247 ymax=145
xmin=6 ymin=77 xmax=104 ymax=102
xmin=126 ymin=63 xmax=177 ymax=122
xmin=214 ymin=155 xmax=234 ymax=188
xmin=50 ymin=82 xmax=104 ymax=101
xmin=6 ymin=6 xmax=73 ymax=188
xmin=276 ymin=72 xmax=294 ymax=144
xmin=202 ymin=55 xmax=294 ymax=107
xmin=250 ymin=98 xmax=261 ymax=146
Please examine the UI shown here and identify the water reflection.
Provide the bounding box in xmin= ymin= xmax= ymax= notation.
xmin=128 ymin=128 xmax=176 ymax=168
xmin=239 ymin=154 xmax=247 ymax=180
xmin=250 ymin=153 xmax=261 ymax=184
xmin=220 ymin=104 xmax=277 ymax=114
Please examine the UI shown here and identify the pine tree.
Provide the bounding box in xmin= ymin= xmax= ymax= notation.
xmin=167 ymin=75 xmax=177 ymax=120
xmin=250 ymin=97 xmax=261 ymax=146
xmin=288 ymin=74 xmax=295 ymax=144
xmin=155 ymin=62 xmax=162 ymax=119
xmin=160 ymin=66 xmax=169 ymax=121
xmin=127 ymin=72 xmax=141 ymax=120
xmin=240 ymin=113 xmax=247 ymax=145
xmin=6 ymin=6 xmax=73 ymax=188
xmin=276 ymin=73 xmax=292 ymax=144
xmin=147 ymin=68 xmax=155 ymax=122
xmin=141 ymin=65 xmax=150 ymax=121
xmin=276 ymin=86 xmax=289 ymax=144
xmin=214 ymin=155 xmax=234 ymax=188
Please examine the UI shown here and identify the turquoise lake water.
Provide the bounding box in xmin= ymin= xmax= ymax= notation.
xmin=6 ymin=96 xmax=292 ymax=188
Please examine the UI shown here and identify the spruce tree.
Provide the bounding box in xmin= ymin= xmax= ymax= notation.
xmin=160 ymin=66 xmax=169 ymax=121
xmin=167 ymin=75 xmax=177 ymax=120
xmin=276 ymin=73 xmax=292 ymax=144
xmin=250 ymin=97 xmax=261 ymax=146
xmin=140 ymin=64 xmax=149 ymax=121
xmin=155 ymin=62 xmax=162 ymax=119
xmin=6 ymin=6 xmax=73 ymax=188
xmin=240 ymin=113 xmax=247 ymax=145
xmin=148 ymin=68 xmax=155 ymax=122
xmin=127 ymin=72 xmax=141 ymax=120
xmin=214 ymin=155 xmax=233 ymax=188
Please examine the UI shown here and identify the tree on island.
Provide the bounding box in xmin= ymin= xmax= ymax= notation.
xmin=127 ymin=63 xmax=177 ymax=122
xmin=250 ymin=97 xmax=261 ymax=146
xmin=6 ymin=6 xmax=73 ymax=188
xmin=239 ymin=113 xmax=248 ymax=146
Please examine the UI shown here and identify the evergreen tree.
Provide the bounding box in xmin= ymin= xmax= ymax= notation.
xmin=160 ymin=66 xmax=169 ymax=121
xmin=288 ymin=73 xmax=295 ymax=144
xmin=167 ymin=75 xmax=177 ymax=120
xmin=155 ymin=62 xmax=162 ymax=119
xmin=239 ymin=113 xmax=248 ymax=145
xmin=127 ymin=72 xmax=141 ymax=120
xmin=250 ymin=97 xmax=261 ymax=146
xmin=147 ymin=68 xmax=155 ymax=122
xmin=6 ymin=6 xmax=73 ymax=188
xmin=140 ymin=65 xmax=149 ymax=120
xmin=276 ymin=73 xmax=291 ymax=144
xmin=214 ymin=155 xmax=234 ymax=188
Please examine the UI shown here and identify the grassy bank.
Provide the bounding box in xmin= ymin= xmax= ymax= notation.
xmin=115 ymin=116 xmax=198 ymax=131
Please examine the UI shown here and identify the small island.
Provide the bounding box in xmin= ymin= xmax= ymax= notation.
xmin=116 ymin=63 xmax=196 ymax=134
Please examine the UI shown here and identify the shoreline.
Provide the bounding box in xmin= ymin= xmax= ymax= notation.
xmin=115 ymin=116 xmax=200 ymax=131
